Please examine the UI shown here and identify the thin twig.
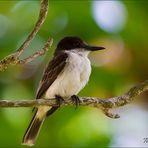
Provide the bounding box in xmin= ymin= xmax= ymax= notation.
xmin=0 ymin=80 xmax=147 ymax=119
xmin=18 ymin=38 xmax=53 ymax=64
xmin=0 ymin=0 xmax=49 ymax=71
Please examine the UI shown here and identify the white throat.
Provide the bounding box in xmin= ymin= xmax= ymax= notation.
xmin=69 ymin=48 xmax=90 ymax=57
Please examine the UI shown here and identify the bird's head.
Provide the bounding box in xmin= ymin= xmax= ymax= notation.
xmin=56 ymin=36 xmax=105 ymax=54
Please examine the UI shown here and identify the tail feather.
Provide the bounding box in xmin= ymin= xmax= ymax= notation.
xmin=46 ymin=107 xmax=59 ymax=116
xmin=22 ymin=109 xmax=46 ymax=146
xmin=22 ymin=106 xmax=58 ymax=146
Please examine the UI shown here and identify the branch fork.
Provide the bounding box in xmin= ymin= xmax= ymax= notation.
xmin=0 ymin=0 xmax=51 ymax=71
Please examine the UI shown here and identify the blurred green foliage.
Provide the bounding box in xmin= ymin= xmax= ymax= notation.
xmin=0 ymin=0 xmax=148 ymax=147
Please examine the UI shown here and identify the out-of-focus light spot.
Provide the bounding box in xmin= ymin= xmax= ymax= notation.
xmin=90 ymin=37 xmax=124 ymax=67
xmin=51 ymin=13 xmax=68 ymax=35
xmin=11 ymin=1 xmax=39 ymax=13
xmin=92 ymin=1 xmax=127 ymax=33
xmin=110 ymin=105 xmax=148 ymax=147
xmin=2 ymin=83 xmax=32 ymax=128
xmin=0 ymin=14 xmax=10 ymax=38
xmin=11 ymin=1 xmax=39 ymax=28
xmin=58 ymin=109 xmax=111 ymax=145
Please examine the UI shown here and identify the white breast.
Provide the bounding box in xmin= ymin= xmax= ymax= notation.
xmin=45 ymin=50 xmax=91 ymax=99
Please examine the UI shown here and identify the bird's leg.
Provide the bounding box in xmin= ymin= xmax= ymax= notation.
xmin=55 ymin=95 xmax=65 ymax=107
xmin=71 ymin=95 xmax=80 ymax=108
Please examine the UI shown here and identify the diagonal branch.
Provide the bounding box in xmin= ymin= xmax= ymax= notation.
xmin=0 ymin=80 xmax=147 ymax=119
xmin=0 ymin=0 xmax=49 ymax=71
xmin=16 ymin=0 xmax=48 ymax=56
xmin=18 ymin=38 xmax=53 ymax=64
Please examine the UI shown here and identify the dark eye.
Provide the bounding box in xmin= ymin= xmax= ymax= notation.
xmin=75 ymin=42 xmax=79 ymax=46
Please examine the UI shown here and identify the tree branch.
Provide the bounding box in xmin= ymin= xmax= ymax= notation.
xmin=0 ymin=80 xmax=147 ymax=119
xmin=18 ymin=37 xmax=53 ymax=64
xmin=16 ymin=0 xmax=48 ymax=55
xmin=0 ymin=0 xmax=50 ymax=71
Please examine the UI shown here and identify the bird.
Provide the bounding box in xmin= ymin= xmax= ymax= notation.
xmin=22 ymin=36 xmax=105 ymax=146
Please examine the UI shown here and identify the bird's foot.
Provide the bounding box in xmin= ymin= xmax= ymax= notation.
xmin=71 ymin=95 xmax=80 ymax=109
xmin=55 ymin=95 xmax=64 ymax=107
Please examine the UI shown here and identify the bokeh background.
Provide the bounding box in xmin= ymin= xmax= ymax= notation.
xmin=0 ymin=0 xmax=148 ymax=147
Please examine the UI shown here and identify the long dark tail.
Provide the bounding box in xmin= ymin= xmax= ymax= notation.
xmin=22 ymin=107 xmax=58 ymax=146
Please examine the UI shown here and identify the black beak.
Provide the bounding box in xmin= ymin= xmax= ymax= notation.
xmin=82 ymin=45 xmax=105 ymax=51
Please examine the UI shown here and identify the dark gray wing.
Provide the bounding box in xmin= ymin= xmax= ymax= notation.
xmin=36 ymin=52 xmax=68 ymax=99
